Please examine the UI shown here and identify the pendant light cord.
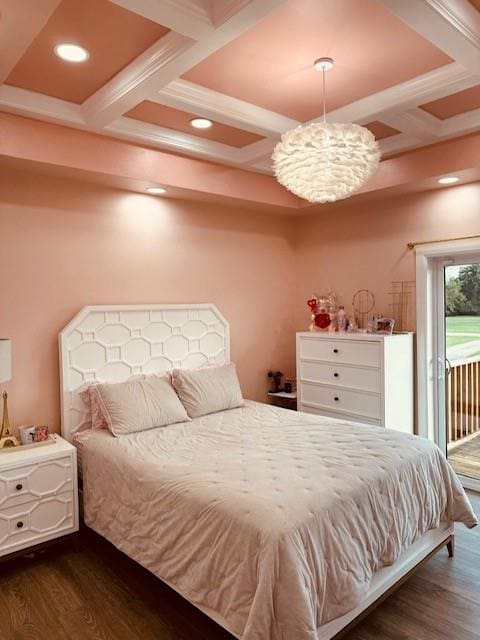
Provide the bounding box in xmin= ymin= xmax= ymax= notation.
xmin=322 ymin=67 xmax=326 ymax=123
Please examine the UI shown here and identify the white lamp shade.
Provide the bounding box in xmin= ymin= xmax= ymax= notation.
xmin=0 ymin=339 xmax=12 ymax=383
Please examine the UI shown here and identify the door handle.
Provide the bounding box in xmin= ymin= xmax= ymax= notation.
xmin=445 ymin=358 xmax=452 ymax=377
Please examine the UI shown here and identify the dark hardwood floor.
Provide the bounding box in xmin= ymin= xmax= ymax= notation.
xmin=1 ymin=493 xmax=479 ymax=640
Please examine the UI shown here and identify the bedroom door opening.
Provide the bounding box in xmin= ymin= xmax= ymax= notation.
xmin=442 ymin=258 xmax=480 ymax=483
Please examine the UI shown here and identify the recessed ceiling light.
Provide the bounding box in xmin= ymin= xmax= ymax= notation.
xmin=438 ymin=176 xmax=460 ymax=185
xmin=190 ymin=117 xmax=213 ymax=129
xmin=146 ymin=186 xmax=167 ymax=195
xmin=54 ymin=43 xmax=90 ymax=63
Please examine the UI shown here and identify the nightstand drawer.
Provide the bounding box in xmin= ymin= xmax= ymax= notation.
xmin=0 ymin=491 xmax=76 ymax=556
xmin=300 ymin=382 xmax=381 ymax=420
xmin=0 ymin=456 xmax=74 ymax=510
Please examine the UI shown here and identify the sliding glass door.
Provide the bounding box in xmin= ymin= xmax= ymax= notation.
xmin=440 ymin=255 xmax=480 ymax=482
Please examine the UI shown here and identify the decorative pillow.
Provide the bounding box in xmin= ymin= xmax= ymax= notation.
xmin=79 ymin=384 xmax=108 ymax=430
xmin=172 ymin=363 xmax=244 ymax=418
xmin=91 ymin=375 xmax=190 ymax=436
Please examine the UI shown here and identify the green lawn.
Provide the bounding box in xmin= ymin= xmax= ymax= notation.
xmin=446 ymin=315 xmax=480 ymax=349
xmin=446 ymin=316 xmax=480 ymax=333
xmin=446 ymin=334 xmax=474 ymax=348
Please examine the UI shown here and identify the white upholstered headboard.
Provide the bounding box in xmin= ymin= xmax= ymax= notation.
xmin=59 ymin=304 xmax=230 ymax=442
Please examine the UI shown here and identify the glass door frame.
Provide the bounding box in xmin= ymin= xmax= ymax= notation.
xmin=415 ymin=237 xmax=480 ymax=492
xmin=433 ymin=252 xmax=480 ymax=458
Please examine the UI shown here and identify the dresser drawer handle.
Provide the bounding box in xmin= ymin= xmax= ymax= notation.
xmin=16 ymin=521 xmax=24 ymax=529
xmin=333 ymin=348 xmax=339 ymax=354
xmin=334 ymin=396 xmax=339 ymax=402
xmin=333 ymin=373 xmax=339 ymax=378
xmin=16 ymin=484 xmax=23 ymax=491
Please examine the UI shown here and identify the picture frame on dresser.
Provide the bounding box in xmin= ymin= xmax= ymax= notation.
xmin=0 ymin=435 xmax=79 ymax=561
xmin=296 ymin=331 xmax=414 ymax=433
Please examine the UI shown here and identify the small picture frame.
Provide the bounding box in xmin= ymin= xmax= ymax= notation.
xmin=373 ymin=317 xmax=395 ymax=335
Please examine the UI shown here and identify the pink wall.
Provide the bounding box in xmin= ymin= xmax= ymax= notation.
xmin=294 ymin=183 xmax=480 ymax=331
xmin=0 ymin=167 xmax=296 ymax=432
xmin=2 ymin=162 xmax=479 ymax=435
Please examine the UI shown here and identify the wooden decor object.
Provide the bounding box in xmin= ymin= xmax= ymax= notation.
xmin=389 ymin=281 xmax=415 ymax=331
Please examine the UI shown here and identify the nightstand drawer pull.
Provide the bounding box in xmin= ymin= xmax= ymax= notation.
xmin=334 ymin=396 xmax=339 ymax=402
xmin=16 ymin=521 xmax=24 ymax=529
xmin=333 ymin=372 xmax=339 ymax=378
xmin=333 ymin=348 xmax=339 ymax=354
xmin=16 ymin=484 xmax=23 ymax=491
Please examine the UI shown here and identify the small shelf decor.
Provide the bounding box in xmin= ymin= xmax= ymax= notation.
xmin=0 ymin=433 xmax=57 ymax=454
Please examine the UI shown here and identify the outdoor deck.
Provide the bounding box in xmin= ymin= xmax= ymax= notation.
xmin=449 ymin=432 xmax=480 ymax=480
xmin=446 ymin=355 xmax=480 ymax=480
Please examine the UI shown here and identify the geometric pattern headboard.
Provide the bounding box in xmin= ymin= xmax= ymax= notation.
xmin=58 ymin=304 xmax=230 ymax=442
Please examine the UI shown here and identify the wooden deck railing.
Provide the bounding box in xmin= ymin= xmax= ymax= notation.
xmin=447 ymin=358 xmax=480 ymax=447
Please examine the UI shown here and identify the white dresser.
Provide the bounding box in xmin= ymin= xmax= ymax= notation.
xmin=296 ymin=332 xmax=414 ymax=434
xmin=0 ymin=435 xmax=78 ymax=558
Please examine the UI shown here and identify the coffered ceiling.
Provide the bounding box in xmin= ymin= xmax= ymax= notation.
xmin=1 ymin=0 xmax=479 ymax=176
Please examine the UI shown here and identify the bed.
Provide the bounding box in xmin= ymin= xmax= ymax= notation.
xmin=59 ymin=304 xmax=477 ymax=640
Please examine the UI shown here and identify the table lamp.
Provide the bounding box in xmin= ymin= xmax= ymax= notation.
xmin=0 ymin=339 xmax=18 ymax=448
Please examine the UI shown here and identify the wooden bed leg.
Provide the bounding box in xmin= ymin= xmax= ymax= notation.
xmin=447 ymin=535 xmax=455 ymax=558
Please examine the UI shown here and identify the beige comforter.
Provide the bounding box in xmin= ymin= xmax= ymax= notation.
xmin=80 ymin=401 xmax=477 ymax=640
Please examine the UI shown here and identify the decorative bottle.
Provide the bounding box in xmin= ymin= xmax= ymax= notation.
xmin=336 ymin=306 xmax=348 ymax=332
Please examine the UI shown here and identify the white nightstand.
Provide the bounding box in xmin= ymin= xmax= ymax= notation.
xmin=0 ymin=435 xmax=79 ymax=559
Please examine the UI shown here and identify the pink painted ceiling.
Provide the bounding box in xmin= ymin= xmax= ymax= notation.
xmin=420 ymin=85 xmax=480 ymax=119
xmin=365 ymin=121 xmax=399 ymax=140
xmin=5 ymin=0 xmax=168 ymax=103
xmin=125 ymin=102 xmax=264 ymax=147
xmin=183 ymin=0 xmax=452 ymax=121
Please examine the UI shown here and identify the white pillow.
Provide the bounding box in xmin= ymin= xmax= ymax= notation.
xmin=93 ymin=375 xmax=189 ymax=436
xmin=172 ymin=363 xmax=244 ymax=418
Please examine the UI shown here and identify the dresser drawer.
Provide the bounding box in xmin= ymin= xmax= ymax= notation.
xmin=300 ymin=382 xmax=381 ymax=419
xmin=0 ymin=491 xmax=76 ymax=557
xmin=299 ymin=360 xmax=381 ymax=393
xmin=298 ymin=337 xmax=380 ymax=367
xmin=300 ymin=403 xmax=382 ymax=426
xmin=0 ymin=455 xmax=74 ymax=510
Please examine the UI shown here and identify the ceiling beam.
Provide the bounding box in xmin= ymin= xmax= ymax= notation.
xmin=81 ymin=0 xmax=289 ymax=129
xmin=107 ymin=116 xmax=244 ymax=164
xmin=237 ymin=62 xmax=479 ymax=164
xmin=154 ymin=79 xmax=300 ymax=137
xmin=82 ymin=31 xmax=194 ymax=128
xmin=0 ymin=85 xmax=84 ymax=127
xmin=109 ymin=0 xmax=214 ymax=39
xmin=440 ymin=106 xmax=480 ymax=138
xmin=237 ymin=137 xmax=280 ymax=164
xmin=378 ymin=133 xmax=422 ymax=157
xmin=379 ymin=109 xmax=442 ymax=141
xmin=378 ymin=0 xmax=480 ymax=73
xmin=210 ymin=0 xmax=253 ymax=27
xmin=0 ymin=0 xmax=62 ymax=84
xmin=325 ymin=63 xmax=478 ymax=124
